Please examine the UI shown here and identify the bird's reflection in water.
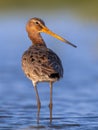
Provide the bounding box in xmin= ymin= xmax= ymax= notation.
xmin=36 ymin=106 xmax=53 ymax=124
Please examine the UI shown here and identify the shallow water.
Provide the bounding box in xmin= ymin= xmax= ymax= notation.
xmin=0 ymin=13 xmax=98 ymax=130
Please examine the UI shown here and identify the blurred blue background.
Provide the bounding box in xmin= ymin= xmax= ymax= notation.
xmin=0 ymin=0 xmax=98 ymax=129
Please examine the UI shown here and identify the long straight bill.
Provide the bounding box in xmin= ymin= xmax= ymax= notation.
xmin=41 ymin=26 xmax=77 ymax=48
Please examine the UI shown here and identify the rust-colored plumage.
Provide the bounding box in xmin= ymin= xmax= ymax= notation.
xmin=22 ymin=17 xmax=77 ymax=110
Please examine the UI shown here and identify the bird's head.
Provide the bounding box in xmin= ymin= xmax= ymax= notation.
xmin=26 ymin=17 xmax=77 ymax=48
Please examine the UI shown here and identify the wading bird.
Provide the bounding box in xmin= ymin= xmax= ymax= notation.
xmin=22 ymin=17 xmax=77 ymax=110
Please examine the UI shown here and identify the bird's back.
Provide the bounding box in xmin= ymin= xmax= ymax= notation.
xmin=22 ymin=44 xmax=63 ymax=84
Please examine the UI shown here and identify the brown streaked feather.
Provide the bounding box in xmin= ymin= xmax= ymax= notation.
xmin=22 ymin=44 xmax=63 ymax=83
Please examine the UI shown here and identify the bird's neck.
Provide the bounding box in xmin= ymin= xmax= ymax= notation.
xmin=28 ymin=32 xmax=46 ymax=46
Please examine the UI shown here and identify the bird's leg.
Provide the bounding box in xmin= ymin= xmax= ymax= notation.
xmin=33 ymin=82 xmax=41 ymax=110
xmin=37 ymin=105 xmax=40 ymax=124
xmin=49 ymin=82 xmax=53 ymax=123
xmin=49 ymin=82 xmax=53 ymax=109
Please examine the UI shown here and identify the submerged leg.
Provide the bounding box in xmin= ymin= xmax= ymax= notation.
xmin=33 ymin=82 xmax=41 ymax=109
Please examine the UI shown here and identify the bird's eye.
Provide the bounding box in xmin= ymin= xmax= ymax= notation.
xmin=35 ymin=21 xmax=39 ymax=25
